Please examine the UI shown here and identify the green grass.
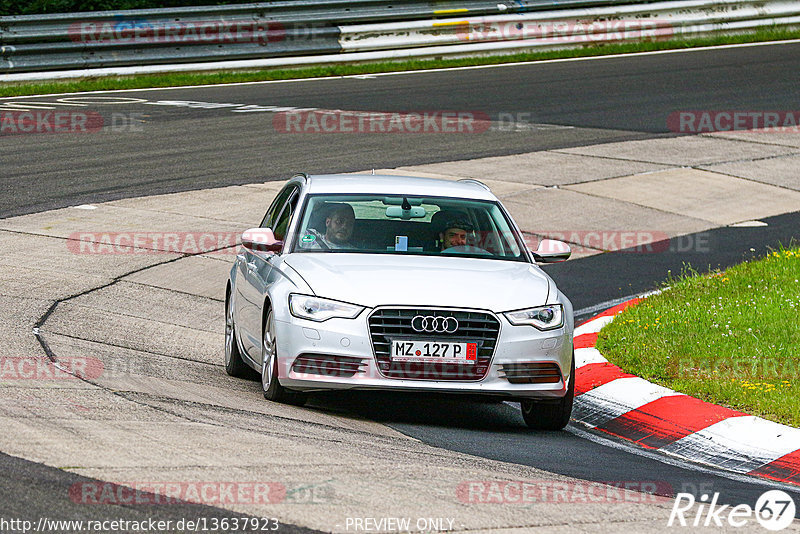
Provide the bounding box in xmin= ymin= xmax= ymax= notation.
xmin=2 ymin=27 xmax=800 ymax=97
xmin=596 ymin=247 xmax=800 ymax=427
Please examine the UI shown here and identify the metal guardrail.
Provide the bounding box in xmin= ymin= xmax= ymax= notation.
xmin=339 ymin=0 xmax=800 ymax=52
xmin=0 ymin=0 xmax=798 ymax=77
xmin=0 ymin=0 xmax=645 ymax=73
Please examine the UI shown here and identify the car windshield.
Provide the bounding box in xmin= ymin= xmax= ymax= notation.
xmin=291 ymin=194 xmax=527 ymax=261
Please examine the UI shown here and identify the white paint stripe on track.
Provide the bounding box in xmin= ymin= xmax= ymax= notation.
xmin=573 ymin=294 xmax=641 ymax=318
xmin=574 ymin=315 xmax=614 ymax=336
xmin=574 ymin=290 xmax=661 ymax=321
xmin=661 ymin=416 xmax=800 ymax=473
xmin=574 ymin=377 xmax=679 ymax=428
xmin=575 ymin=347 xmax=607 ymax=368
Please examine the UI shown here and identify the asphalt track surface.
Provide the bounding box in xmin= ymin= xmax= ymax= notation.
xmin=2 ymin=40 xmax=800 ymax=218
xmin=3 ymin=41 xmax=800 ymax=526
xmin=0 ymin=452 xmax=319 ymax=533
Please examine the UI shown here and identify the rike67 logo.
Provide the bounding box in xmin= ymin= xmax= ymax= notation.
xmin=668 ymin=490 xmax=796 ymax=531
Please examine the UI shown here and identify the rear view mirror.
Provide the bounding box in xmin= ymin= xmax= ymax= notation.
xmin=531 ymin=239 xmax=571 ymax=263
xmin=241 ymin=227 xmax=283 ymax=253
xmin=386 ymin=206 xmax=426 ymax=219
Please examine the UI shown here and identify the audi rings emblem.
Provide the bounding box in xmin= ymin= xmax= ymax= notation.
xmin=411 ymin=315 xmax=459 ymax=334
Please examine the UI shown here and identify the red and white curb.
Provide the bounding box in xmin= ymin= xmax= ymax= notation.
xmin=572 ymin=299 xmax=800 ymax=487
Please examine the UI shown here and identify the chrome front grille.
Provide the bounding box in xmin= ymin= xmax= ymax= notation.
xmin=291 ymin=354 xmax=367 ymax=378
xmin=368 ymin=308 xmax=500 ymax=381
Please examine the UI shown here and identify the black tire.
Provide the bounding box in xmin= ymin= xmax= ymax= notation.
xmin=224 ymin=292 xmax=251 ymax=378
xmin=520 ymin=353 xmax=575 ymax=430
xmin=261 ymin=309 xmax=308 ymax=406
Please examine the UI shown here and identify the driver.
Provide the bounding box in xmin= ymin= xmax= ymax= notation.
xmin=439 ymin=218 xmax=474 ymax=251
xmin=308 ymin=203 xmax=356 ymax=250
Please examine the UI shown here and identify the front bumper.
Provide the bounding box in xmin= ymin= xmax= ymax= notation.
xmin=274 ymin=309 xmax=573 ymax=399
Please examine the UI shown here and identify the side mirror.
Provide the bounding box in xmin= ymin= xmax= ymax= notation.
xmin=531 ymin=239 xmax=571 ymax=263
xmin=241 ymin=228 xmax=283 ymax=253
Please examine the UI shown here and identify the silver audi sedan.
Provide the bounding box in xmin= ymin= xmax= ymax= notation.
xmin=225 ymin=173 xmax=575 ymax=429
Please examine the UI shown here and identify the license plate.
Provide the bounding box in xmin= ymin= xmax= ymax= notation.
xmin=391 ymin=340 xmax=477 ymax=364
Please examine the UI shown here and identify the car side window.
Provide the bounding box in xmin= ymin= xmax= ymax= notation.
xmin=260 ymin=185 xmax=296 ymax=229
xmin=272 ymin=189 xmax=300 ymax=242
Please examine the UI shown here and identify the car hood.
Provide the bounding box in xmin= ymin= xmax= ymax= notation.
xmin=283 ymin=253 xmax=551 ymax=311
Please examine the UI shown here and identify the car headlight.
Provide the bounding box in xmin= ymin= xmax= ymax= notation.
xmin=289 ymin=294 xmax=364 ymax=322
xmin=504 ymin=304 xmax=564 ymax=330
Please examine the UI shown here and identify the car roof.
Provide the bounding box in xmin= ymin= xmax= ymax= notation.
xmin=302 ymin=174 xmax=497 ymax=201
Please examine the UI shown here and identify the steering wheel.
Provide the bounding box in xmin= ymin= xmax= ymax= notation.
xmin=441 ymin=245 xmax=492 ymax=255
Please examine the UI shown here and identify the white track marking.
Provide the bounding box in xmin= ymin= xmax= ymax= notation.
xmin=574 ymin=377 xmax=680 ymax=428
xmin=575 ymin=347 xmax=607 ymax=368
xmin=662 ymin=417 xmax=800 ymax=473
xmin=574 ymin=315 xmax=614 ymax=336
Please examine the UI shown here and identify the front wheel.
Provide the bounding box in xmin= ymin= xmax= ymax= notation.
xmin=224 ymin=293 xmax=250 ymax=378
xmin=261 ymin=309 xmax=307 ymax=406
xmin=520 ymin=354 xmax=574 ymax=430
